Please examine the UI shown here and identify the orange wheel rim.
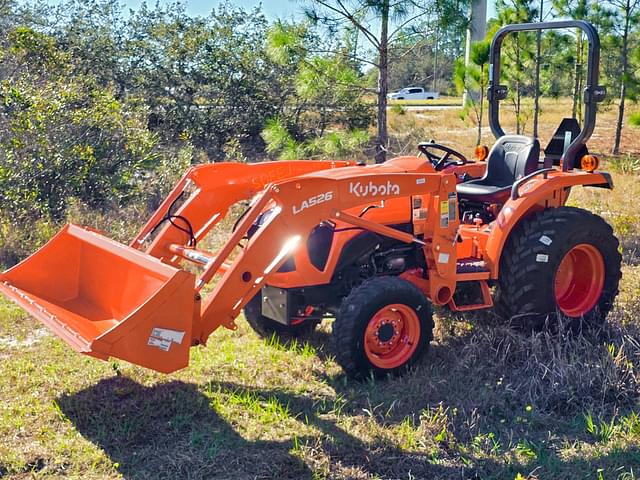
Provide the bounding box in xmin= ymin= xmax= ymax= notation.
xmin=363 ymin=304 xmax=420 ymax=369
xmin=554 ymin=243 xmax=605 ymax=317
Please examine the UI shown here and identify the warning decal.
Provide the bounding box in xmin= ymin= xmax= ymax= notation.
xmin=148 ymin=336 xmax=172 ymax=352
xmin=448 ymin=192 xmax=456 ymax=222
xmin=440 ymin=200 xmax=449 ymax=227
xmin=148 ymin=327 xmax=186 ymax=352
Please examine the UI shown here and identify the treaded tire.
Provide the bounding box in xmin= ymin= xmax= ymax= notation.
xmin=496 ymin=206 xmax=621 ymax=330
xmin=333 ymin=276 xmax=433 ymax=378
xmin=243 ymin=293 xmax=317 ymax=339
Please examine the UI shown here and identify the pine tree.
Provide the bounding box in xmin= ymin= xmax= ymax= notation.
xmin=608 ymin=0 xmax=640 ymax=154
xmin=454 ymin=40 xmax=490 ymax=145
xmin=303 ymin=0 xmax=470 ymax=163
xmin=494 ymin=0 xmax=537 ymax=134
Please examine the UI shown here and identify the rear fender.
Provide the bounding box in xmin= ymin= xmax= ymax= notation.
xmin=484 ymin=170 xmax=612 ymax=277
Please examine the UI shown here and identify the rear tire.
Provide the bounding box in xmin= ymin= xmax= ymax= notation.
xmin=496 ymin=206 xmax=621 ymax=330
xmin=243 ymin=293 xmax=317 ymax=339
xmin=333 ymin=276 xmax=433 ymax=378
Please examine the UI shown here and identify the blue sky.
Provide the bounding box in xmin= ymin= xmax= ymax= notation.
xmin=120 ymin=1 xmax=497 ymax=20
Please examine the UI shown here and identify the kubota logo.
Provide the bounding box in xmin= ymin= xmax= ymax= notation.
xmin=292 ymin=191 xmax=334 ymax=215
xmin=349 ymin=180 xmax=400 ymax=197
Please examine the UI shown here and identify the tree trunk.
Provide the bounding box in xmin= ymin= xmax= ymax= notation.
xmin=571 ymin=32 xmax=582 ymax=119
xmin=432 ymin=27 xmax=438 ymax=92
xmin=612 ymin=2 xmax=630 ymax=155
xmin=515 ymin=41 xmax=521 ymax=134
xmin=477 ymin=64 xmax=484 ymax=145
xmin=533 ymin=0 xmax=543 ymax=138
xmin=375 ymin=1 xmax=390 ymax=164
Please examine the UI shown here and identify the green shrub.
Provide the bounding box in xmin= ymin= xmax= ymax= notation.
xmin=0 ymin=214 xmax=58 ymax=268
xmin=607 ymin=155 xmax=640 ymax=175
xmin=0 ymin=77 xmax=162 ymax=219
xmin=390 ymin=104 xmax=406 ymax=115
xmin=0 ymin=26 xmax=175 ymax=222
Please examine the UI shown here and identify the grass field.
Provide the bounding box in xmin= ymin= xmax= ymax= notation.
xmin=1 ymin=101 xmax=640 ymax=479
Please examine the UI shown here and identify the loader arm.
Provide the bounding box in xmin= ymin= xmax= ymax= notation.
xmin=192 ymin=170 xmax=459 ymax=343
xmin=132 ymin=161 xmax=354 ymax=265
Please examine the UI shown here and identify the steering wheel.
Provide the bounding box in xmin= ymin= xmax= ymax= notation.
xmin=418 ymin=141 xmax=468 ymax=171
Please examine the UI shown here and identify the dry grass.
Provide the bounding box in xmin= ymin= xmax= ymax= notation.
xmin=1 ymin=104 xmax=640 ymax=480
xmin=386 ymin=97 xmax=640 ymax=160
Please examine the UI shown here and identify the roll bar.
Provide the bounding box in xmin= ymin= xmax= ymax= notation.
xmin=487 ymin=21 xmax=606 ymax=171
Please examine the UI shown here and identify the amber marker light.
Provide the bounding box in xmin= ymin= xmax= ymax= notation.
xmin=580 ymin=154 xmax=600 ymax=172
xmin=475 ymin=145 xmax=489 ymax=161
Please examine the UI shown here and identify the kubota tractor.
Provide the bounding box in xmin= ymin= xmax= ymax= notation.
xmin=0 ymin=21 xmax=622 ymax=378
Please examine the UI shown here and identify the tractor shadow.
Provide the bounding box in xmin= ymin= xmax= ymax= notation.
xmin=56 ymin=377 xmax=311 ymax=480
xmin=57 ymin=376 xmax=467 ymax=479
xmin=57 ymin=314 xmax=640 ymax=479
xmin=57 ymin=364 xmax=640 ymax=480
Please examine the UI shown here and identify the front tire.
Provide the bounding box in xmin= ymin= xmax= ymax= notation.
xmin=496 ymin=206 xmax=621 ymax=330
xmin=333 ymin=276 xmax=433 ymax=378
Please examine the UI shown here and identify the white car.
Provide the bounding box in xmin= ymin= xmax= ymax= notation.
xmin=388 ymin=87 xmax=439 ymax=101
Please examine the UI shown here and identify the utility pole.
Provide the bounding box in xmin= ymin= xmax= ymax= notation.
xmin=463 ymin=0 xmax=488 ymax=105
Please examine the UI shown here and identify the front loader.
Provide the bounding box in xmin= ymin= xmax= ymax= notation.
xmin=0 ymin=21 xmax=622 ymax=378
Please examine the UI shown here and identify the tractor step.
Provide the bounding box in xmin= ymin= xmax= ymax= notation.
xmin=456 ymin=257 xmax=491 ymax=281
xmin=448 ymin=280 xmax=494 ymax=312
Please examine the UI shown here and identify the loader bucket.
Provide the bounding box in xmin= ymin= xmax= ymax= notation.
xmin=0 ymin=224 xmax=196 ymax=373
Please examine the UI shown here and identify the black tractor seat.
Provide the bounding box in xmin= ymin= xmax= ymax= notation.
xmin=457 ymin=135 xmax=540 ymax=203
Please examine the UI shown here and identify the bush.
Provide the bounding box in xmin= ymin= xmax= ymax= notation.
xmin=0 ymin=26 xmax=172 ymax=221
xmin=390 ymin=104 xmax=406 ymax=115
xmin=0 ymin=77 xmax=165 ymax=219
xmin=0 ymin=215 xmax=59 ymax=268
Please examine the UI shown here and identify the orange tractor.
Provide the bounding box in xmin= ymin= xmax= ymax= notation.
xmin=0 ymin=21 xmax=621 ymax=377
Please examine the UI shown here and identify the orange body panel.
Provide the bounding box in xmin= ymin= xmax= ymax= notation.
xmin=445 ymin=160 xmax=487 ymax=179
xmin=267 ymin=196 xmax=412 ymax=288
xmin=195 ymin=167 xmax=457 ymax=341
